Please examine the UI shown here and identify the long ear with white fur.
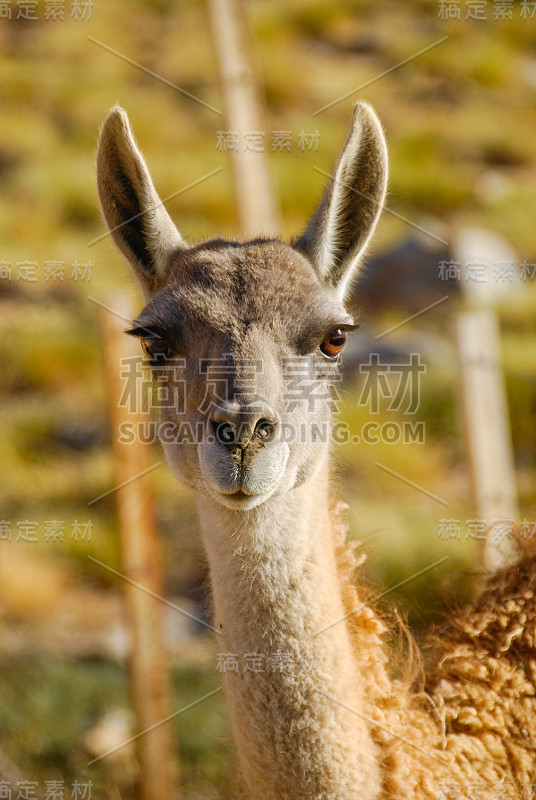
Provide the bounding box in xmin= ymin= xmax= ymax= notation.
xmin=96 ymin=106 xmax=185 ymax=298
xmin=294 ymin=102 xmax=388 ymax=300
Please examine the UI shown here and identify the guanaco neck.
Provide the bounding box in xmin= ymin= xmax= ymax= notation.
xmin=197 ymin=453 xmax=381 ymax=800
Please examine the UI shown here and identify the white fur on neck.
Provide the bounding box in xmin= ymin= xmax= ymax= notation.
xmin=197 ymin=458 xmax=381 ymax=800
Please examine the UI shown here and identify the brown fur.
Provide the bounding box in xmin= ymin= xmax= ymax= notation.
xmin=334 ymin=502 xmax=536 ymax=798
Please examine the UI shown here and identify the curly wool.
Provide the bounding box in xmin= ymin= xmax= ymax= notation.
xmin=333 ymin=504 xmax=536 ymax=799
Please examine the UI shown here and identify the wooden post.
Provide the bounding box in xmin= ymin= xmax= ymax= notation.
xmin=456 ymin=309 xmax=520 ymax=573
xmin=100 ymin=294 xmax=178 ymax=800
xmin=207 ymin=0 xmax=281 ymax=236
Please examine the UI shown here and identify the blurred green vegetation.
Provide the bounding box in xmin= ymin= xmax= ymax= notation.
xmin=0 ymin=0 xmax=535 ymax=796
xmin=0 ymin=657 xmax=236 ymax=799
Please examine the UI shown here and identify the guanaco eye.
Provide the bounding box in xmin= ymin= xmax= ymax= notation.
xmin=140 ymin=337 xmax=172 ymax=363
xmin=140 ymin=338 xmax=153 ymax=357
xmin=319 ymin=329 xmax=347 ymax=359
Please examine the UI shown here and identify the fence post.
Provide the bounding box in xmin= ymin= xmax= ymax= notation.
xmin=99 ymin=293 xmax=178 ymax=800
xmin=208 ymin=0 xmax=281 ymax=236
xmin=455 ymin=309 xmax=520 ymax=573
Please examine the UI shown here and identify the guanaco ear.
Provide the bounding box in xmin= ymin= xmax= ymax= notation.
xmin=294 ymin=102 xmax=388 ymax=300
xmin=96 ymin=106 xmax=185 ymax=298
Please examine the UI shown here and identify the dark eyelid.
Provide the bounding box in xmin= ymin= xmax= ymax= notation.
xmin=322 ymin=321 xmax=359 ymax=338
xmin=342 ymin=313 xmax=359 ymax=327
xmin=126 ymin=325 xmax=165 ymax=338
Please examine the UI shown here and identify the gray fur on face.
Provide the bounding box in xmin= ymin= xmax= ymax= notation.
xmin=96 ymin=103 xmax=388 ymax=508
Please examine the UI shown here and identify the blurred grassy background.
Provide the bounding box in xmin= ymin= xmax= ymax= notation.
xmin=0 ymin=0 xmax=535 ymax=797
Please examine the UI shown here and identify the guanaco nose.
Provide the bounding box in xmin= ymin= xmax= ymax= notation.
xmin=209 ymin=401 xmax=278 ymax=448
